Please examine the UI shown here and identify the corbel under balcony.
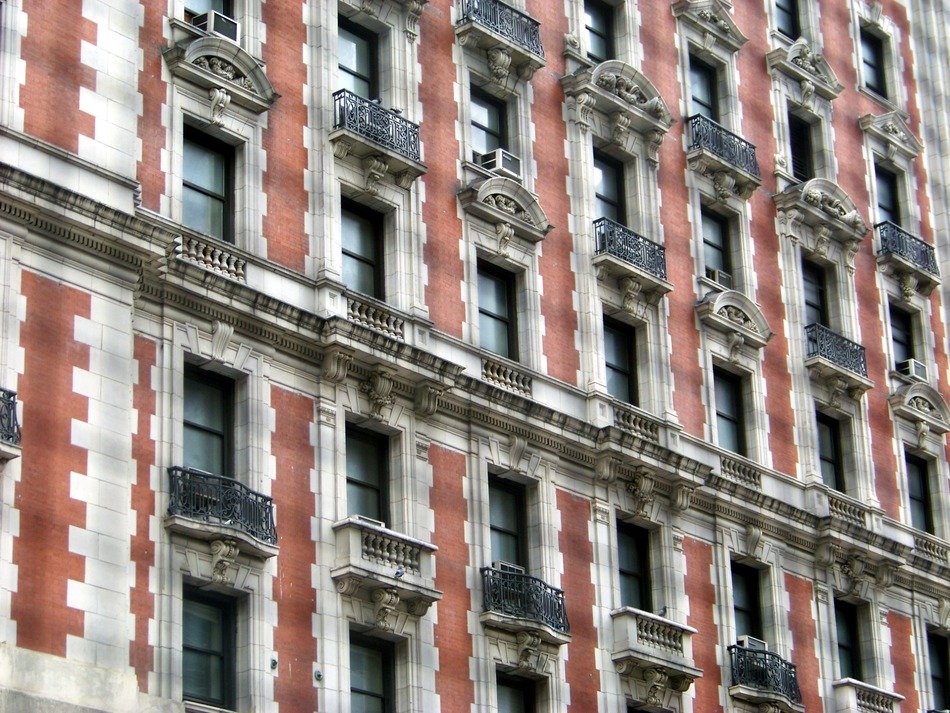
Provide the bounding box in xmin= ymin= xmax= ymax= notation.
xmin=774 ymin=179 xmax=867 ymax=265
xmin=0 ymin=388 xmax=21 ymax=461
xmin=331 ymin=515 xmax=442 ymax=618
xmin=803 ymin=324 xmax=872 ymax=400
xmin=685 ymin=114 xmax=761 ymax=200
xmin=832 ymin=678 xmax=904 ymax=713
xmin=455 ymin=0 xmax=545 ymax=84
xmin=875 ymin=221 xmax=940 ymax=297
xmin=728 ymin=644 xmax=803 ymax=713
xmin=766 ymin=38 xmax=844 ymax=105
xmin=592 ymin=218 xmax=671 ymax=305
xmin=458 ymin=177 xmax=553 ymax=247
xmin=611 ymin=608 xmax=701 ymax=699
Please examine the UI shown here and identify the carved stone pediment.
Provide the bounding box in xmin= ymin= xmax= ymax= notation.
xmin=859 ymin=112 xmax=922 ymax=161
xmin=672 ymin=0 xmax=747 ymax=53
xmin=695 ymin=291 xmax=772 ymax=358
xmin=163 ymin=33 xmax=279 ymax=114
xmin=775 ymin=179 xmax=867 ymax=267
xmin=889 ymin=382 xmax=950 ymax=440
xmin=458 ymin=177 xmax=553 ymax=244
xmin=767 ymin=38 xmax=843 ymax=102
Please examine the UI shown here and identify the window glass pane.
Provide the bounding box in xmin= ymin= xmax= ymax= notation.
xmin=689 ymin=58 xmax=718 ymax=120
xmin=186 ymin=0 xmax=228 ymax=14
xmin=490 ymin=485 xmax=519 ymax=531
xmin=584 ymin=0 xmax=612 ymax=61
xmin=184 ymin=599 xmax=224 ymax=649
xmin=875 ymin=165 xmax=899 ymax=225
xmin=184 ymin=427 xmax=225 ymax=474
xmin=343 ymin=258 xmax=378 ymax=297
xmin=802 ymin=261 xmax=827 ymax=326
xmin=593 ymin=153 xmax=623 ymax=221
xmin=702 ymin=212 xmax=728 ymax=273
xmin=184 ymin=377 xmax=227 ymax=430
xmin=350 ymin=643 xmax=385 ymax=693
xmin=184 ymin=139 xmax=226 ymax=195
xmin=478 ymin=270 xmax=509 ymax=318
xmin=491 ymin=529 xmax=521 ymax=565
xmin=788 ymin=113 xmax=814 ymax=181
xmin=183 ymin=187 xmax=225 ymax=240
xmin=861 ymin=30 xmax=886 ymax=96
xmin=930 ymin=633 xmax=950 ymax=709
xmin=471 ymin=93 xmax=504 ymax=154
xmin=347 ymin=440 xmax=383 ymax=487
xmin=342 ymin=210 xmax=378 ymax=260
xmin=183 ymin=649 xmax=222 ymax=700
xmin=183 ymin=593 xmax=229 ymax=704
xmin=347 ymin=481 xmax=381 ymax=521
xmin=498 ymin=683 xmax=527 ymax=713
xmin=480 ymin=316 xmax=510 ymax=358
xmin=775 ymin=0 xmax=799 ymax=37
xmin=339 ymin=25 xmax=374 ymax=98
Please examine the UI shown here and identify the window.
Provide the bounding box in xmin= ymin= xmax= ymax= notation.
xmin=702 ymin=209 xmax=733 ymax=288
xmin=184 ymin=365 xmax=233 ymax=476
xmin=338 ymin=18 xmax=377 ymax=98
xmin=929 ymin=631 xmax=950 ymax=711
xmin=584 ymin=0 xmax=614 ymax=63
xmin=617 ymin=522 xmax=651 ymax=610
xmin=802 ymin=259 xmax=829 ymax=327
xmin=489 ymin=477 xmax=526 ymax=567
xmin=183 ymin=586 xmax=236 ymax=709
xmin=345 ymin=425 xmax=389 ymax=526
xmin=185 ymin=0 xmax=233 ymax=23
xmin=731 ymin=562 xmax=763 ymax=641
xmin=817 ymin=412 xmax=845 ymax=491
xmin=889 ymin=303 xmax=915 ymax=367
xmin=788 ymin=111 xmax=815 ymax=182
xmin=834 ymin=598 xmax=866 ymax=681
xmin=714 ymin=367 xmax=746 ymax=456
xmin=604 ymin=319 xmax=638 ymax=405
xmin=497 ymin=674 xmax=536 ymax=713
xmin=874 ymin=163 xmax=900 ymax=225
xmin=478 ymin=262 xmax=518 ymax=360
xmin=341 ymin=200 xmax=384 ymax=299
xmin=775 ymin=0 xmax=801 ymax=38
xmin=906 ymin=452 xmax=934 ymax=534
xmin=860 ymin=29 xmax=888 ymax=98
xmin=471 ymin=89 xmax=507 ymax=158
xmin=593 ymin=151 xmax=625 ymax=223
xmin=350 ymin=632 xmax=394 ymax=713
xmin=183 ymin=130 xmax=233 ymax=243
xmin=689 ymin=54 xmax=720 ymax=121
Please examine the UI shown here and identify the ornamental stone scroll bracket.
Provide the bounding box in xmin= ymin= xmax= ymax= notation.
xmin=210 ymin=539 xmax=240 ymax=584
xmin=361 ymin=365 xmax=396 ymax=418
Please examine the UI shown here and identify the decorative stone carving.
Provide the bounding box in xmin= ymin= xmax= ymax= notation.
xmin=859 ymin=112 xmax=922 ymax=161
xmin=194 ymin=56 xmax=255 ymax=91
xmin=458 ymin=177 xmax=553 ymax=245
xmin=801 ymin=187 xmax=866 ymax=232
xmin=372 ymin=588 xmax=400 ymax=631
xmin=414 ymin=381 xmax=446 ymax=418
xmin=487 ymin=47 xmax=512 ymax=84
xmin=404 ymin=0 xmax=426 ymax=42
xmin=625 ymin=468 xmax=655 ymax=517
xmin=767 ymin=38 xmax=844 ymax=101
xmin=888 ymin=383 xmax=950 ymax=441
xmin=695 ymin=291 xmax=773 ymax=352
xmin=363 ymin=155 xmax=389 ymax=195
xmin=210 ymin=539 xmax=240 ymax=584
xmin=672 ymin=0 xmax=748 ymax=53
xmin=322 ymin=346 xmax=353 ymax=383
xmin=361 ymin=365 xmax=396 ymax=417
xmin=596 ymin=453 xmax=622 ymax=484
xmin=483 ymin=194 xmax=534 ymax=225
xmin=516 ymin=630 xmax=542 ymax=671
xmin=209 ymin=87 xmax=231 ymax=125
xmin=672 ymin=483 xmax=694 ymax=512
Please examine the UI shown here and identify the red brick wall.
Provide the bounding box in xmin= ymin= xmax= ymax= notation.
xmin=271 ymin=386 xmax=318 ymax=711
xmin=784 ymin=574 xmax=821 ymax=711
xmin=136 ymin=1 xmax=167 ymax=212
xmin=12 ymin=271 xmax=89 ymax=655
xmin=888 ymin=610 xmax=920 ymax=711
xmin=684 ymin=537 xmax=723 ymax=713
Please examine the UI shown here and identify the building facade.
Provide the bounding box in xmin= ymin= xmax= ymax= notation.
xmin=0 ymin=0 xmax=949 ymax=711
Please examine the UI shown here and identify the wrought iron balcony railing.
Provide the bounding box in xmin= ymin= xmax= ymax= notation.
xmin=876 ymin=221 xmax=939 ymax=276
xmin=593 ymin=217 xmax=667 ymax=281
xmin=332 ymin=89 xmax=421 ymax=163
xmin=458 ymin=0 xmax=544 ymax=58
xmin=687 ymin=114 xmax=761 ymax=179
xmin=481 ymin=566 xmax=569 ymax=633
xmin=729 ymin=645 xmax=802 ymax=704
xmin=0 ymin=388 xmax=21 ymax=446
xmin=167 ymin=466 xmax=277 ymax=545
xmin=805 ymin=323 xmax=868 ymax=378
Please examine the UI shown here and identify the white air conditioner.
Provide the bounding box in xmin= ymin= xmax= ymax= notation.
xmin=193 ymin=11 xmax=240 ymax=42
xmin=897 ymin=358 xmax=927 ymax=382
xmin=737 ymin=635 xmax=768 ymax=650
xmin=705 ymin=267 xmax=734 ymax=289
xmin=491 ymin=561 xmax=526 ymax=574
xmin=475 ymin=148 xmax=522 ymax=180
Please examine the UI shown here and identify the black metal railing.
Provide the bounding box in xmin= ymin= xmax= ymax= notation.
xmin=167 ymin=466 xmax=277 ymax=545
xmin=0 ymin=388 xmax=20 ymax=446
xmin=332 ymin=89 xmax=421 ymax=163
xmin=687 ymin=114 xmax=761 ymax=179
xmin=729 ymin=645 xmax=802 ymax=704
xmin=458 ymin=0 xmax=544 ymax=58
xmin=481 ymin=566 xmax=569 ymax=633
xmin=593 ymin=217 xmax=667 ymax=281
xmin=876 ymin=221 xmax=939 ymax=276
xmin=805 ymin=323 xmax=867 ymax=378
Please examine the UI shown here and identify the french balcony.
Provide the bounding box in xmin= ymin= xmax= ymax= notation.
xmin=728 ymin=645 xmax=803 ymax=713
xmin=592 ymin=217 xmax=672 ymax=301
xmin=329 ymin=89 xmax=426 ymax=187
xmin=0 ymin=388 xmax=21 ymax=460
xmin=165 ymin=466 xmax=277 ymax=558
xmin=480 ymin=566 xmax=570 ymax=645
xmin=686 ymin=114 xmax=761 ymax=199
xmin=876 ymin=221 xmax=940 ymax=295
xmin=331 ymin=515 xmax=442 ymax=617
xmin=832 ymin=678 xmax=903 ymax=713
xmin=455 ymin=0 xmax=545 ymax=82
xmin=611 ymin=608 xmax=701 ymax=692
xmin=804 ymin=323 xmax=872 ymax=397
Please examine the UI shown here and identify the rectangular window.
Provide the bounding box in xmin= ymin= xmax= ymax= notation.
xmin=183 ymin=129 xmax=233 ymax=243
xmin=489 ymin=477 xmax=526 ymax=568
xmin=183 ymin=587 xmax=235 ymax=709
xmin=345 ymin=425 xmax=389 ymax=526
xmin=906 ymin=452 xmax=934 ymax=534
xmin=185 ymin=0 xmax=233 ymax=23
xmin=889 ymin=304 xmax=915 ymax=367
xmin=478 ymin=262 xmax=518 ymax=360
xmin=875 ymin=163 xmax=900 ymax=226
xmin=731 ymin=562 xmax=763 ymax=641
xmin=593 ymin=150 xmax=625 ymax=223
xmin=617 ymin=522 xmax=651 ymax=610
xmin=860 ymin=29 xmax=888 ymax=98
xmin=604 ymin=319 xmax=638 ymax=405
xmin=497 ymin=674 xmax=536 ymax=713
xmin=584 ymin=0 xmax=614 ymax=63
xmin=835 ymin=598 xmax=865 ymax=681
xmin=471 ymin=89 xmax=508 ymax=157
xmin=817 ymin=412 xmax=845 ymax=492
xmin=802 ymin=259 xmax=829 ymax=327
xmin=775 ymin=0 xmax=801 ymax=38
xmin=338 ymin=18 xmax=377 ymax=98
xmin=788 ymin=111 xmax=814 ymax=181
xmin=714 ymin=368 xmax=746 ymax=456
xmin=350 ymin=633 xmax=394 ymax=713
xmin=184 ymin=365 xmax=233 ymax=476
xmin=702 ymin=209 xmax=732 ymax=288
xmin=929 ymin=631 xmax=950 ymax=711
xmin=689 ymin=54 xmax=720 ymax=121
xmin=341 ymin=200 xmax=384 ymax=299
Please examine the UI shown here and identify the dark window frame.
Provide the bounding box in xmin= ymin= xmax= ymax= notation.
xmin=731 ymin=561 xmax=764 ymax=641
xmin=593 ymin=149 xmax=626 ymax=223
xmin=874 ymin=163 xmax=901 ymax=226
xmin=341 ymin=198 xmax=385 ymax=300
xmin=477 ymin=261 xmax=519 ymax=360
xmin=889 ymin=303 xmax=915 ymax=367
xmin=617 ymin=521 xmax=651 ymax=611
xmin=182 ymin=127 xmax=234 ymax=244
xmin=906 ymin=451 xmax=935 ymax=535
xmin=802 ymin=258 xmax=829 ymax=328
xmin=182 ymin=585 xmax=237 ymax=709
xmin=603 ymin=317 xmax=638 ymax=405
xmin=183 ymin=364 xmax=234 ymax=477
xmin=788 ymin=110 xmax=815 ymax=182
xmin=701 ymin=208 xmax=732 ymax=283
xmin=584 ymin=0 xmax=615 ymax=63
xmin=714 ymin=367 xmax=747 ymax=457
xmin=489 ymin=476 xmax=527 ymax=568
xmin=497 ymin=672 xmax=537 ymax=713
xmin=834 ymin=598 xmax=866 ymax=681
xmin=775 ymin=0 xmax=801 ymax=39
xmin=689 ymin=54 xmax=720 ymax=122
xmin=816 ymin=411 xmax=845 ymax=492
xmin=345 ymin=423 xmax=390 ymax=526
xmin=860 ymin=28 xmax=888 ymax=99
xmin=929 ymin=630 xmax=950 ymax=711
xmin=338 ymin=16 xmax=379 ymax=99
xmin=471 ymin=87 xmax=508 ymax=158
xmin=349 ymin=631 xmax=395 ymax=713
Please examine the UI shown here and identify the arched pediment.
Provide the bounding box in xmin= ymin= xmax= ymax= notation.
xmin=767 ymin=39 xmax=843 ymax=101
xmin=164 ymin=36 xmax=279 ymax=113
xmin=588 ymin=62 xmax=673 ymax=126
xmin=672 ymin=0 xmax=748 ymax=53
xmin=458 ymin=177 xmax=553 ymax=244
xmin=889 ymin=383 xmax=950 ymax=436
xmin=695 ymin=290 xmax=773 ymax=350
xmin=774 ymin=178 xmax=868 ymax=243
xmin=859 ymin=112 xmax=922 ymax=161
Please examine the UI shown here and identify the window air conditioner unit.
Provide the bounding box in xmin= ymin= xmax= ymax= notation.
xmin=897 ymin=358 xmax=927 ymax=382
xmin=193 ymin=11 xmax=240 ymax=42
xmin=475 ymin=149 xmax=522 ymax=180
xmin=705 ymin=267 xmax=733 ymax=290
xmin=736 ymin=635 xmax=768 ymax=651
xmin=491 ymin=561 xmax=526 ymax=574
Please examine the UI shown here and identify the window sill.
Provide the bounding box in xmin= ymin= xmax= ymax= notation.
xmin=185 ymin=700 xmax=235 ymax=713
xmin=856 ymin=86 xmax=905 ymax=117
